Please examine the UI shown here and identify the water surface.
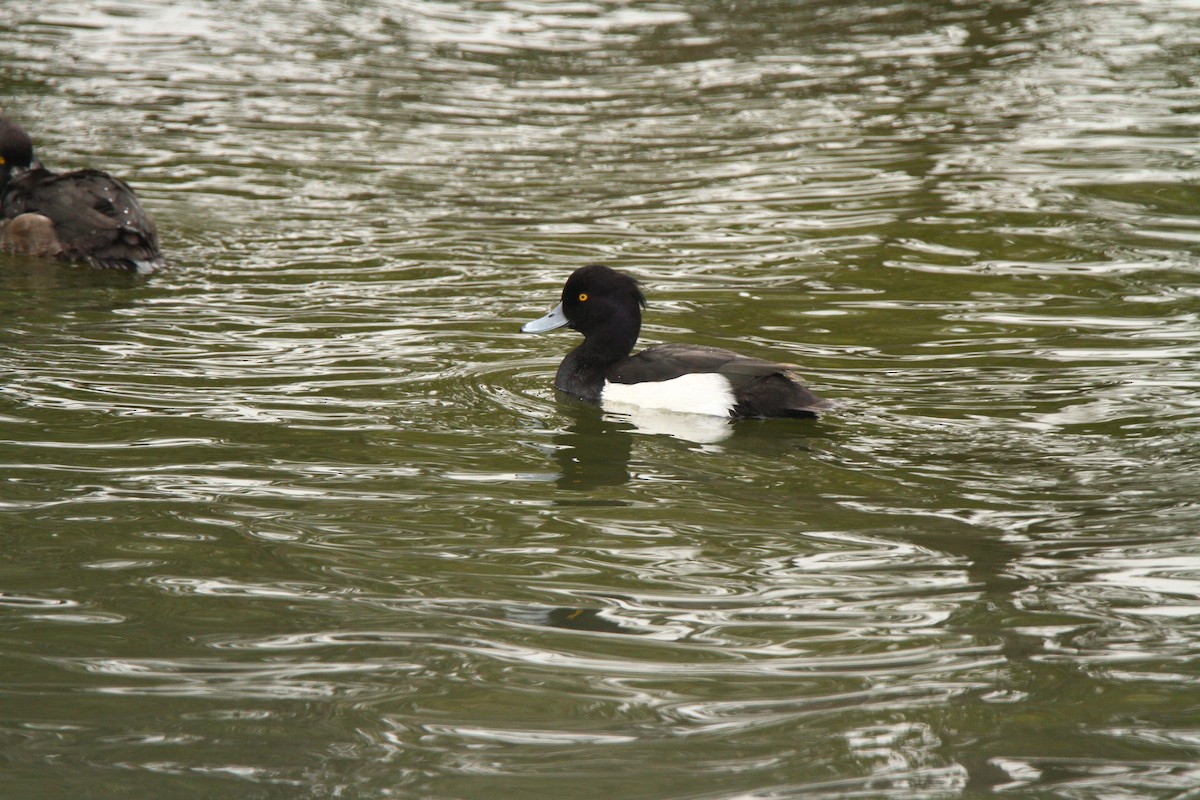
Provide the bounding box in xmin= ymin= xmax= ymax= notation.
xmin=3 ymin=0 xmax=1200 ymax=797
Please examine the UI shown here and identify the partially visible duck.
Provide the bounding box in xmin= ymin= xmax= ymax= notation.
xmin=522 ymin=264 xmax=831 ymax=420
xmin=0 ymin=118 xmax=164 ymax=273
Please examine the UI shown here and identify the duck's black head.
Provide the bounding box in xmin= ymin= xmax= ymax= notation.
xmin=559 ymin=264 xmax=646 ymax=337
xmin=0 ymin=119 xmax=38 ymax=192
xmin=523 ymin=264 xmax=648 ymax=364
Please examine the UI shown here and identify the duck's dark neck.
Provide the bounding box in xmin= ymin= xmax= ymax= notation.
xmin=1 ymin=165 xmax=49 ymax=202
xmin=554 ymin=317 xmax=640 ymax=402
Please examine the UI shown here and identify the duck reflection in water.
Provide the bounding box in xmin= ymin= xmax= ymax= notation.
xmin=552 ymin=400 xmax=636 ymax=492
xmin=505 ymin=604 xmax=629 ymax=635
xmin=549 ymin=389 xmax=824 ymax=493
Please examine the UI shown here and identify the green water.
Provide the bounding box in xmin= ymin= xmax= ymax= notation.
xmin=3 ymin=0 xmax=1200 ymax=797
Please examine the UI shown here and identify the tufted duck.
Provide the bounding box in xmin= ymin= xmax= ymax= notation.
xmin=523 ymin=265 xmax=831 ymax=420
xmin=0 ymin=118 xmax=164 ymax=273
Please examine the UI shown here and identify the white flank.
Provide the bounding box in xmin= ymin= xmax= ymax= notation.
xmin=601 ymin=373 xmax=735 ymax=417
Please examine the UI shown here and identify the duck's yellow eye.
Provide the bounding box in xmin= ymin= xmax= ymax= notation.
xmin=578 ymin=292 xmax=588 ymax=302
xmin=0 ymin=156 xmax=6 ymax=166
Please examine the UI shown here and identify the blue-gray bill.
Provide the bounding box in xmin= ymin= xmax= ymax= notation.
xmin=522 ymin=302 xmax=569 ymax=333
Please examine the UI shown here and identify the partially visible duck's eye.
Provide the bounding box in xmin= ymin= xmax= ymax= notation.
xmin=578 ymin=292 xmax=588 ymax=302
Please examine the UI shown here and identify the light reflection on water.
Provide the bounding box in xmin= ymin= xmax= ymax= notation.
xmin=3 ymin=0 xmax=1200 ymax=797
